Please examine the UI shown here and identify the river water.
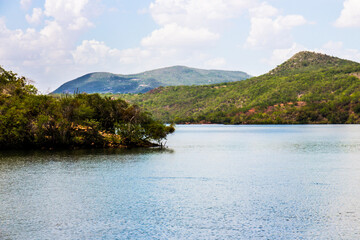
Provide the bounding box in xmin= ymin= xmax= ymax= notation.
xmin=1 ymin=125 xmax=360 ymax=239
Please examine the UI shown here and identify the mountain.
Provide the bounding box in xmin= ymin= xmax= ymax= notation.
xmin=52 ymin=66 xmax=251 ymax=94
xmin=121 ymin=51 xmax=360 ymax=124
xmin=268 ymin=51 xmax=354 ymax=75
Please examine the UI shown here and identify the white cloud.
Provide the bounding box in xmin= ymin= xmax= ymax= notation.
xmin=265 ymin=43 xmax=307 ymax=66
xmin=0 ymin=0 xmax=101 ymax=91
xmin=72 ymin=40 xmax=152 ymax=67
xmin=249 ymin=2 xmax=278 ymax=18
xmin=68 ymin=16 xmax=93 ymax=30
xmin=26 ymin=8 xmax=43 ymax=25
xmin=72 ymin=40 xmax=161 ymax=72
xmin=265 ymin=40 xmax=360 ymax=70
xmin=321 ymin=41 xmax=344 ymax=52
xmin=44 ymin=0 xmax=94 ymax=30
xmin=317 ymin=41 xmax=360 ymax=62
xmin=3 ymin=0 xmax=315 ymax=92
xmin=246 ymin=3 xmax=307 ymax=49
xmin=205 ymin=57 xmax=227 ymax=68
xmin=72 ymin=40 xmax=117 ymax=65
xmin=118 ymin=48 xmax=152 ymax=65
xmin=149 ymin=0 xmax=255 ymax=28
xmin=142 ymin=0 xmax=250 ymax=62
xmin=72 ymin=39 xmax=213 ymax=72
xmin=141 ymin=23 xmax=219 ymax=48
xmin=1 ymin=0 xmax=224 ymax=92
xmin=20 ymin=0 xmax=32 ymax=10
xmin=335 ymin=0 xmax=360 ymax=27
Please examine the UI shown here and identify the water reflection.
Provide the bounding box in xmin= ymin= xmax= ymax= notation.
xmin=289 ymin=141 xmax=360 ymax=153
xmin=0 ymin=147 xmax=175 ymax=159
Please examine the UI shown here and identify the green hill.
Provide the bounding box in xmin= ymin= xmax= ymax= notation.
xmin=121 ymin=51 xmax=360 ymax=124
xmin=268 ymin=51 xmax=354 ymax=75
xmin=52 ymin=66 xmax=251 ymax=94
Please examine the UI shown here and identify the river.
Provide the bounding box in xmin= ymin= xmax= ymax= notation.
xmin=1 ymin=125 xmax=360 ymax=239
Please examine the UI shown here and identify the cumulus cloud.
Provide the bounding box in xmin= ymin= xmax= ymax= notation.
xmin=335 ymin=0 xmax=360 ymax=27
xmin=141 ymin=23 xmax=219 ymax=48
xmin=44 ymin=0 xmax=95 ymax=30
xmin=249 ymin=2 xmax=279 ymax=18
xmin=317 ymin=41 xmax=360 ymax=62
xmin=72 ymin=39 xmax=214 ymax=72
xmin=246 ymin=2 xmax=307 ymax=49
xmin=0 ymin=0 xmax=100 ymax=91
xmin=149 ymin=0 xmax=255 ymax=28
xmin=72 ymin=40 xmax=118 ymax=65
xmin=20 ymin=0 xmax=32 ymax=10
xmin=139 ymin=0 xmax=250 ymax=64
xmin=205 ymin=57 xmax=227 ymax=68
xmin=141 ymin=0 xmax=256 ymax=58
xmin=26 ymin=8 xmax=43 ymax=25
xmin=0 ymin=19 xmax=62 ymax=62
xmin=265 ymin=40 xmax=360 ymax=70
xmin=2 ymin=0 xmax=316 ymax=92
xmin=1 ymin=0 xmax=228 ymax=91
xmin=73 ymin=40 xmax=141 ymax=67
xmin=72 ymin=40 xmax=152 ymax=67
xmin=265 ymin=43 xmax=307 ymax=66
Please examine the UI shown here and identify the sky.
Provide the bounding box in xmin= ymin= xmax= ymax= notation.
xmin=0 ymin=0 xmax=360 ymax=93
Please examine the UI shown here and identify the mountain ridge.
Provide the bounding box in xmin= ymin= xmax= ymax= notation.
xmin=52 ymin=66 xmax=251 ymax=94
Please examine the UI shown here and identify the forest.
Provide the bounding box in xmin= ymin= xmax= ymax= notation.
xmin=0 ymin=67 xmax=174 ymax=149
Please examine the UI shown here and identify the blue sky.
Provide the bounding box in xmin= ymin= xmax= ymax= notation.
xmin=0 ymin=0 xmax=360 ymax=92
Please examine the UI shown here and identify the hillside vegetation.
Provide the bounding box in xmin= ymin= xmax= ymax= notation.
xmin=52 ymin=66 xmax=251 ymax=94
xmin=0 ymin=67 xmax=174 ymax=149
xmin=122 ymin=52 xmax=360 ymax=124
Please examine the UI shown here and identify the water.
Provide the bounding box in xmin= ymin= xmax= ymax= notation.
xmin=1 ymin=125 xmax=360 ymax=239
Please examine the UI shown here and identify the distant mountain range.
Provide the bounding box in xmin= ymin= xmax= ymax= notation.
xmin=52 ymin=66 xmax=251 ymax=94
xmin=122 ymin=51 xmax=360 ymax=124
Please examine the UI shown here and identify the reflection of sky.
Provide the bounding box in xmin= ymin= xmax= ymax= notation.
xmin=1 ymin=125 xmax=360 ymax=239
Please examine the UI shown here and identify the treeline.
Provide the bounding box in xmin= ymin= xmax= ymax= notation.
xmin=171 ymin=97 xmax=360 ymax=124
xmin=0 ymin=67 xmax=174 ymax=149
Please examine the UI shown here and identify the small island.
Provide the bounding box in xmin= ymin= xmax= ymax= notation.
xmin=0 ymin=67 xmax=174 ymax=150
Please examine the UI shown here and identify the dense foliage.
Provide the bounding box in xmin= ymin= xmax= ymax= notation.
xmin=0 ymin=67 xmax=174 ymax=149
xmin=122 ymin=52 xmax=360 ymax=124
xmin=52 ymin=66 xmax=251 ymax=94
